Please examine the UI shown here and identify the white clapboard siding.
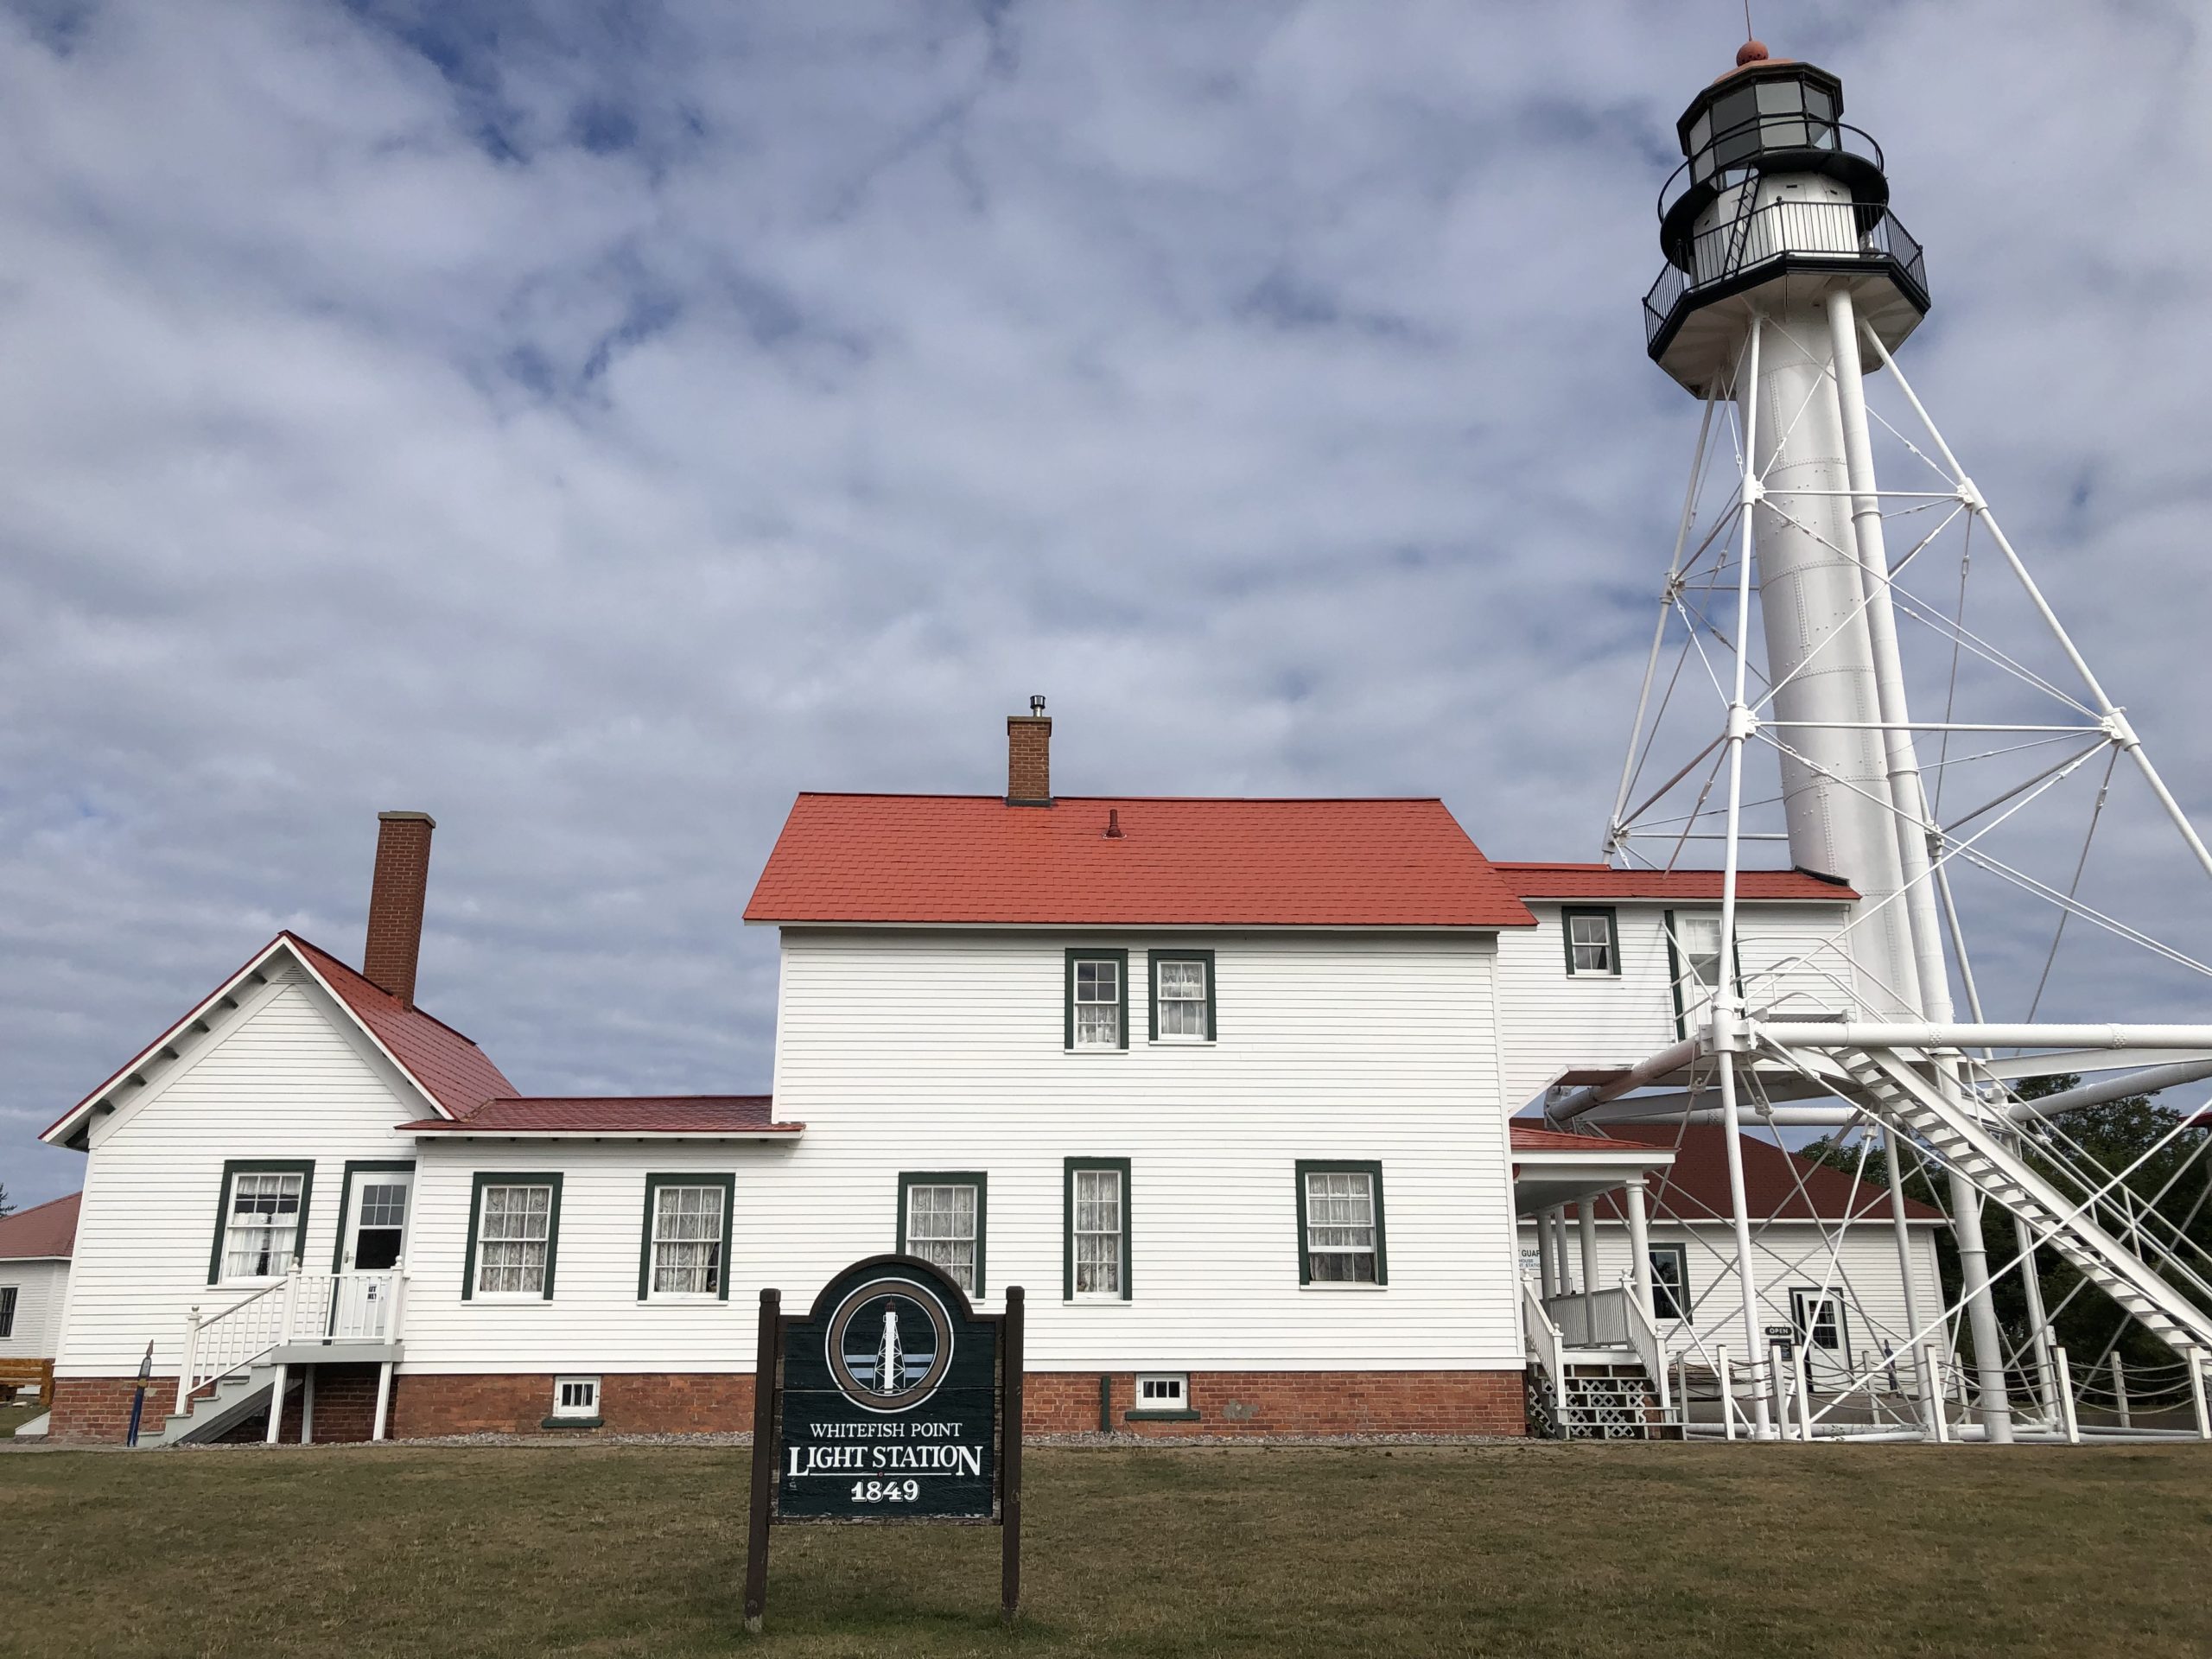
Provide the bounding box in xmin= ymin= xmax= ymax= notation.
xmin=401 ymin=929 xmax=1524 ymax=1374
xmin=1517 ymin=1218 xmax=1952 ymax=1371
xmin=1496 ymin=902 xmax=1855 ymax=1107
xmin=54 ymin=964 xmax=427 ymax=1376
xmin=0 ymin=1261 xmax=72 ymax=1361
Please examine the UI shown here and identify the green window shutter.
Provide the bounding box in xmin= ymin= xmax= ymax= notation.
xmin=639 ymin=1173 xmax=737 ymax=1302
xmin=463 ymin=1172 xmax=565 ymax=1301
xmin=207 ymin=1159 xmax=317 ymax=1287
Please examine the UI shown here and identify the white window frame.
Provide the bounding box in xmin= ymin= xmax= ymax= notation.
xmin=646 ymin=1179 xmax=728 ymax=1301
xmin=472 ymin=1179 xmax=558 ymax=1301
xmin=0 ymin=1285 xmax=15 ymax=1341
xmin=1072 ymin=956 xmax=1122 ymax=1050
xmin=1131 ymin=1373 xmax=1191 ymax=1416
xmin=550 ymin=1376 xmax=601 ymax=1421
xmin=214 ymin=1165 xmax=311 ymax=1286
xmin=1069 ymin=1164 xmax=1126 ymax=1301
xmin=1152 ymin=955 xmax=1210 ymax=1043
xmin=1563 ymin=907 xmax=1618 ymax=976
xmin=1649 ymin=1243 xmax=1690 ymax=1323
xmin=901 ymin=1175 xmax=984 ymax=1296
xmin=1299 ymin=1164 xmax=1386 ymax=1287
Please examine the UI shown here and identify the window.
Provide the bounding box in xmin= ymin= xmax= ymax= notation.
xmin=1667 ymin=912 xmax=1740 ymax=1038
xmin=464 ymin=1173 xmax=563 ymax=1300
xmin=1065 ymin=949 xmax=1128 ymax=1050
xmin=1561 ymin=907 xmax=1619 ymax=976
xmin=0 ymin=1287 xmax=15 ymax=1340
xmin=1791 ymin=1288 xmax=1846 ymax=1352
xmin=547 ymin=1376 xmax=601 ymax=1426
xmin=1129 ymin=1373 xmax=1194 ymax=1421
xmin=1148 ymin=950 xmax=1216 ymax=1042
xmin=639 ymin=1173 xmax=734 ymax=1300
xmin=899 ymin=1173 xmax=986 ymax=1296
xmin=207 ymin=1160 xmax=315 ymax=1285
xmin=1295 ymin=1161 xmax=1388 ymax=1286
xmin=1064 ymin=1158 xmax=1131 ymax=1301
xmin=1649 ymin=1243 xmax=1689 ymax=1322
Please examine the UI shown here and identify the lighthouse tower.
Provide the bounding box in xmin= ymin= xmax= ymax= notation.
xmin=1643 ymin=40 xmax=1939 ymax=1021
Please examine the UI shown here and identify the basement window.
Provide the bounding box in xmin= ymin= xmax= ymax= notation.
xmin=546 ymin=1376 xmax=601 ymax=1427
xmin=1128 ymin=1374 xmax=1196 ymax=1421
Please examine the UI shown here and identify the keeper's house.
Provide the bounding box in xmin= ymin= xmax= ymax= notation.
xmin=38 ymin=709 xmax=1889 ymax=1443
xmin=0 ymin=1192 xmax=79 ymax=1412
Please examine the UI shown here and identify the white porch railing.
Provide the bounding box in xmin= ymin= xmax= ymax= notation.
xmin=1618 ymin=1274 xmax=1674 ymax=1416
xmin=1522 ymin=1275 xmax=1568 ymax=1416
xmin=176 ymin=1268 xmax=406 ymax=1413
xmin=1546 ymin=1285 xmax=1633 ymax=1349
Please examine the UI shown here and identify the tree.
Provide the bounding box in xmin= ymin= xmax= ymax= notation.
xmin=0 ymin=1184 xmax=12 ymax=1218
xmin=1805 ymin=1076 xmax=2212 ymax=1385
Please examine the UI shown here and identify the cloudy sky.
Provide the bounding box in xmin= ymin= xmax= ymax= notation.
xmin=6 ymin=1 xmax=2211 ymax=1205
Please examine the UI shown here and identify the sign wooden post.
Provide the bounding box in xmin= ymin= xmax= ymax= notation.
xmin=741 ymin=1256 xmax=1023 ymax=1635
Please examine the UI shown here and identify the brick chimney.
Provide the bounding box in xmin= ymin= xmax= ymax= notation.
xmin=363 ymin=810 xmax=435 ymax=1006
xmin=1006 ymin=696 xmax=1052 ymax=806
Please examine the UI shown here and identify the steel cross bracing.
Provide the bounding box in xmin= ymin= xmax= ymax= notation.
xmin=1580 ymin=298 xmax=2212 ymax=1443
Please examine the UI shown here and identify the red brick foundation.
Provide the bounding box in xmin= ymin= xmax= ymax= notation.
xmin=388 ymin=1372 xmax=756 ymax=1438
xmin=53 ymin=1368 xmax=1528 ymax=1443
xmin=1024 ymin=1370 xmax=1527 ymax=1437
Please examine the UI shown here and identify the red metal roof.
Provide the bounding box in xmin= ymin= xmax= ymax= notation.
xmin=1593 ymin=1123 xmax=1944 ymax=1224
xmin=1493 ymin=862 xmax=1858 ymax=902
xmin=1510 ymin=1124 xmax=1649 ymax=1154
xmin=400 ymin=1096 xmax=799 ymax=1135
xmin=288 ymin=935 xmax=517 ymax=1118
xmin=745 ymin=794 xmax=1536 ymax=928
xmin=0 ymin=1192 xmax=79 ymax=1261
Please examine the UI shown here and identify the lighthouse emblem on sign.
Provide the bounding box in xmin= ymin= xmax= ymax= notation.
xmin=825 ymin=1277 xmax=955 ymax=1410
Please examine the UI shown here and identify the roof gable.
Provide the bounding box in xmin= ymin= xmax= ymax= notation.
xmin=43 ymin=933 xmax=517 ymax=1147
xmin=0 ymin=1191 xmax=79 ymax=1260
xmin=745 ymin=794 xmax=1536 ymax=929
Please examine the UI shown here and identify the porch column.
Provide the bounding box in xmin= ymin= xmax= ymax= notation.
xmin=1624 ymin=1179 xmax=1656 ymax=1326
xmin=264 ymin=1363 xmax=288 ymax=1446
xmin=1577 ymin=1200 xmax=1601 ymax=1307
xmin=1536 ymin=1211 xmax=1559 ymax=1299
xmin=1548 ymin=1208 xmax=1573 ymax=1293
xmin=372 ymin=1361 xmax=394 ymax=1442
xmin=300 ymin=1366 xmax=315 ymax=1446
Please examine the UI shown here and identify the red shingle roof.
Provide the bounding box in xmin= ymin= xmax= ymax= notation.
xmin=745 ymin=794 xmax=1536 ymax=928
xmin=0 ymin=1192 xmax=79 ymax=1260
xmin=400 ymin=1096 xmax=799 ymax=1135
xmin=1592 ymin=1123 xmax=1943 ymax=1223
xmin=1510 ymin=1125 xmax=1647 ymax=1154
xmin=1494 ymin=863 xmax=1858 ymax=902
xmin=288 ymin=935 xmax=517 ymax=1118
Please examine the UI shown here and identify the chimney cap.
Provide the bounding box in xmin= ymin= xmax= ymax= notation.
xmin=377 ymin=810 xmax=438 ymax=827
xmin=1028 ymin=695 xmax=1046 ymax=716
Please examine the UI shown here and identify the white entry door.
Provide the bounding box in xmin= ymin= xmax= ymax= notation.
xmin=334 ymin=1168 xmax=414 ymax=1340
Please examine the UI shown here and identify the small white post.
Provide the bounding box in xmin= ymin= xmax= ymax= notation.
xmin=2191 ymin=1350 xmax=2210 ymax=1442
xmin=372 ymin=1360 xmax=394 ymax=1442
xmin=2111 ymin=1353 xmax=2131 ymax=1431
xmin=1930 ymin=1363 xmax=1951 ymax=1444
xmin=264 ymin=1363 xmax=288 ymax=1446
xmin=300 ymin=1366 xmax=315 ymax=1446
xmin=1772 ymin=1342 xmax=1794 ymax=1440
xmin=2053 ymin=1347 xmax=2080 ymax=1445
xmin=1794 ymin=1345 xmax=1815 ymax=1442
xmin=1624 ymin=1179 xmax=1656 ymax=1329
xmin=1718 ymin=1345 xmax=1736 ymax=1440
xmin=176 ymin=1308 xmax=201 ymax=1416
xmin=1537 ymin=1215 xmax=1560 ymax=1300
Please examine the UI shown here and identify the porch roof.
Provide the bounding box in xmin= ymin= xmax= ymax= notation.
xmin=1510 ymin=1122 xmax=1675 ymax=1214
xmin=400 ymin=1095 xmax=802 ymax=1139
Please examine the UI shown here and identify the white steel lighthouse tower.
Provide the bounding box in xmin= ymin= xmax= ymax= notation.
xmin=1573 ymin=41 xmax=2212 ymax=1445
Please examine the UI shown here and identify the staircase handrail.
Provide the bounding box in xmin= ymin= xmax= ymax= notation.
xmin=175 ymin=1272 xmax=293 ymax=1413
xmin=1522 ymin=1274 xmax=1567 ymax=1413
xmin=1854 ymin=1046 xmax=2212 ymax=1353
xmin=1619 ymin=1272 xmax=1674 ymax=1414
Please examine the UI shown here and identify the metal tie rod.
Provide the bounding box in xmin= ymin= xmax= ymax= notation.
xmin=1754 ymin=1021 xmax=2212 ymax=1050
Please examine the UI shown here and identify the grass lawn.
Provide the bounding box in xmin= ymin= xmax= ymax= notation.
xmin=2 ymin=1440 xmax=2207 ymax=1657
